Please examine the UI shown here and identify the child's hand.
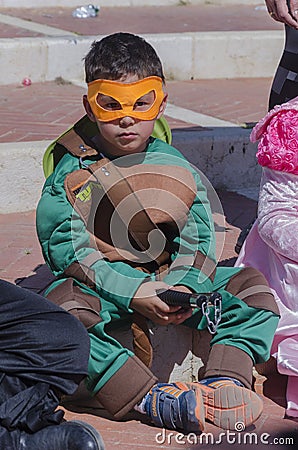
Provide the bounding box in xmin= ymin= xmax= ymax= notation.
xmin=131 ymin=281 xmax=193 ymax=326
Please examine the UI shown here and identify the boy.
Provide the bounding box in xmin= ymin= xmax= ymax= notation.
xmin=36 ymin=32 xmax=279 ymax=433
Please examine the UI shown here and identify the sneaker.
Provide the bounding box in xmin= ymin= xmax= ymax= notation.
xmin=176 ymin=377 xmax=263 ymax=430
xmin=144 ymin=383 xmax=205 ymax=433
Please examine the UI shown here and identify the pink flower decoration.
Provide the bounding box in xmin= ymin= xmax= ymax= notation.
xmin=253 ymin=104 xmax=298 ymax=174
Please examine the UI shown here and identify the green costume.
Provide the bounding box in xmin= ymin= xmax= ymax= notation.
xmin=36 ymin=117 xmax=279 ymax=419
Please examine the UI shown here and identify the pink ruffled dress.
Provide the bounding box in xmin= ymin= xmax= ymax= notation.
xmin=236 ymin=97 xmax=298 ymax=418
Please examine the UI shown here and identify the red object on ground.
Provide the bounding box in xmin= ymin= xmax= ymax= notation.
xmin=22 ymin=78 xmax=32 ymax=86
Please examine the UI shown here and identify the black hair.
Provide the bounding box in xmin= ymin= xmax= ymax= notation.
xmin=84 ymin=32 xmax=165 ymax=83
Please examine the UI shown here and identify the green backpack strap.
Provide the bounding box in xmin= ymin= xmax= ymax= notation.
xmin=43 ymin=115 xmax=172 ymax=178
xmin=152 ymin=116 xmax=172 ymax=146
xmin=43 ymin=126 xmax=72 ymax=179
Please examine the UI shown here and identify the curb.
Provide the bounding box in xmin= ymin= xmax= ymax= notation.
xmin=173 ymin=127 xmax=261 ymax=198
xmin=0 ymin=128 xmax=260 ymax=214
xmin=0 ymin=31 xmax=284 ymax=85
xmin=0 ymin=141 xmax=50 ymax=214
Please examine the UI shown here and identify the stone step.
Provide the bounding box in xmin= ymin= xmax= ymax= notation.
xmin=0 ymin=2 xmax=284 ymax=84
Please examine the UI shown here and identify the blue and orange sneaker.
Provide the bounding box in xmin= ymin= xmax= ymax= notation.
xmin=176 ymin=377 xmax=263 ymax=430
xmin=144 ymin=383 xmax=205 ymax=433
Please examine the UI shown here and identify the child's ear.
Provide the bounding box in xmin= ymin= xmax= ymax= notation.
xmin=83 ymin=95 xmax=96 ymax=122
xmin=156 ymin=93 xmax=168 ymax=119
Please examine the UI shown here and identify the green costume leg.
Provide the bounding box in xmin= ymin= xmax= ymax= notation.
xmin=46 ymin=279 xmax=156 ymax=419
xmin=184 ymin=266 xmax=280 ymax=387
xmin=85 ymin=302 xmax=157 ymax=419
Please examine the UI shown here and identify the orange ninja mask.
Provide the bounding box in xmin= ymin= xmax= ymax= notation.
xmin=87 ymin=76 xmax=165 ymax=122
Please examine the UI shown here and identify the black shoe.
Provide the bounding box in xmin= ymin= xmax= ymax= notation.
xmin=20 ymin=420 xmax=105 ymax=450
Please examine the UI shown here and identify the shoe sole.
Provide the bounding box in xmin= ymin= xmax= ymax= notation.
xmin=176 ymin=382 xmax=263 ymax=430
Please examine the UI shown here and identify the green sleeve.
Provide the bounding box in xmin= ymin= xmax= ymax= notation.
xmin=36 ymin=154 xmax=150 ymax=312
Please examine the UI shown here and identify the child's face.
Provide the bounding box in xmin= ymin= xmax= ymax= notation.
xmin=83 ymin=74 xmax=167 ymax=158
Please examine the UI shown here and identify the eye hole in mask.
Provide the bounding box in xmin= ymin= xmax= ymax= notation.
xmin=97 ymin=90 xmax=156 ymax=113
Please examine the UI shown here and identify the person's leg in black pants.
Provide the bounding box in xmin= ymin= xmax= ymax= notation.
xmin=269 ymin=24 xmax=298 ymax=109
xmin=0 ymin=279 xmax=105 ymax=450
